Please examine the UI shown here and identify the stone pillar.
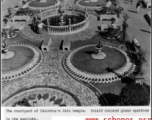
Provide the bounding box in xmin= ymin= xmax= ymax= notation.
xmin=19 ymin=0 xmax=23 ymax=8
xmin=69 ymin=18 xmax=71 ymax=31
xmin=69 ymin=18 xmax=71 ymax=40
xmin=47 ymin=18 xmax=49 ymax=32
xmin=40 ymin=7 xmax=42 ymax=20
xmin=85 ymin=7 xmax=88 ymax=20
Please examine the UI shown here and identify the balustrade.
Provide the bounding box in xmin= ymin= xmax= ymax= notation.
xmin=35 ymin=8 xmax=89 ymax=35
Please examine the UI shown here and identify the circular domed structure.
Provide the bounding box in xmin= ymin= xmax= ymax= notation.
xmin=62 ymin=44 xmax=136 ymax=83
xmin=39 ymin=8 xmax=89 ymax=35
xmin=27 ymin=0 xmax=61 ymax=11
xmin=76 ymin=0 xmax=107 ymax=10
xmin=2 ymin=87 xmax=81 ymax=106
xmin=2 ymin=44 xmax=43 ymax=82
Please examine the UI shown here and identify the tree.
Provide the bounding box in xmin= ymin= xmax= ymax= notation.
xmin=122 ymin=20 xmax=128 ymax=41
xmin=121 ymin=76 xmax=135 ymax=84
xmin=102 ymin=93 xmax=120 ymax=106
xmin=3 ymin=18 xmax=8 ymax=24
xmin=106 ymin=67 xmax=135 ymax=84
xmin=119 ymin=83 xmax=150 ymax=106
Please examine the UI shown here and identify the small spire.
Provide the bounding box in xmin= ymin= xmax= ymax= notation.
xmin=69 ymin=18 xmax=71 ymax=25
xmin=96 ymin=40 xmax=103 ymax=48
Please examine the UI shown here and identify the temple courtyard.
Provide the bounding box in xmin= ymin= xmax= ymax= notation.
xmin=1 ymin=0 xmax=151 ymax=106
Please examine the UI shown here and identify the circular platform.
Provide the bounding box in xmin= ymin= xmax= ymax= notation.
xmin=3 ymin=87 xmax=81 ymax=107
xmin=2 ymin=44 xmax=43 ymax=82
xmin=76 ymin=0 xmax=107 ymax=10
xmin=27 ymin=0 xmax=61 ymax=11
xmin=62 ymin=44 xmax=136 ymax=83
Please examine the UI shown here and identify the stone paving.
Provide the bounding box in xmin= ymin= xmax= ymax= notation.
xmin=2 ymin=43 xmax=100 ymax=106
xmin=2 ymin=36 xmax=100 ymax=106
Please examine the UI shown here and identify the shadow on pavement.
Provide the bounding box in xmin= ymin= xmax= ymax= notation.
xmin=144 ymin=14 xmax=151 ymax=27
xmin=128 ymin=10 xmax=138 ymax=13
xmin=140 ymin=29 xmax=151 ymax=33
xmin=59 ymin=40 xmax=63 ymax=50
xmin=84 ymin=51 xmax=97 ymax=54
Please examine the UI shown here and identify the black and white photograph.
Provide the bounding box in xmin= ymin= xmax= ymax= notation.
xmin=1 ymin=0 xmax=151 ymax=107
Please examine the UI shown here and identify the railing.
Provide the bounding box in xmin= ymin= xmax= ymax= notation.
xmin=47 ymin=17 xmax=88 ymax=34
xmin=37 ymin=8 xmax=89 ymax=35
